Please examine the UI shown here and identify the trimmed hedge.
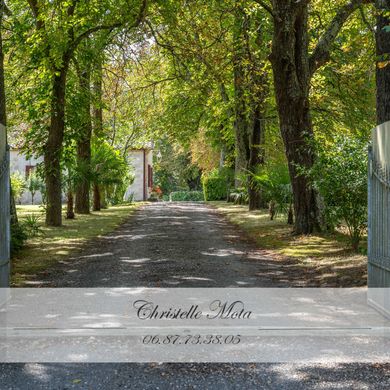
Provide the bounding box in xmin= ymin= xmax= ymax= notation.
xmin=203 ymin=177 xmax=228 ymax=201
xmin=169 ymin=191 xmax=204 ymax=201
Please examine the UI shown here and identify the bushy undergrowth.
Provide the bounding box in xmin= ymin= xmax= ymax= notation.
xmin=308 ymin=136 xmax=368 ymax=251
xmin=202 ymin=168 xmax=234 ymax=201
xmin=170 ymin=191 xmax=204 ymax=201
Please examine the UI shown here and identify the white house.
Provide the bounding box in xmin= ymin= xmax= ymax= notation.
xmin=10 ymin=145 xmax=154 ymax=204
xmin=10 ymin=148 xmax=44 ymax=205
xmin=125 ymin=147 xmax=154 ymax=201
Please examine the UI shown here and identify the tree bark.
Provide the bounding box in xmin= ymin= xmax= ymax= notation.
xmin=233 ymin=7 xmax=268 ymax=210
xmin=269 ymin=0 xmax=369 ymax=233
xmin=376 ymin=0 xmax=390 ymax=124
xmin=75 ymin=64 xmax=92 ymax=215
xmin=100 ymin=186 xmax=107 ymax=209
xmin=248 ymin=105 xmax=265 ymax=210
xmin=44 ymin=68 xmax=68 ymax=226
xmin=66 ymin=190 xmax=75 ymax=219
xmin=270 ymin=2 xmax=320 ymax=234
xmin=232 ymin=7 xmax=250 ymax=187
xmin=93 ymin=60 xmax=104 ymax=137
xmin=93 ymin=184 xmax=101 ymax=211
xmin=92 ymin=61 xmax=104 ymax=211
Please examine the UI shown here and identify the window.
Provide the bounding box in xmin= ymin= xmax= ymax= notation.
xmin=147 ymin=165 xmax=153 ymax=188
xmin=25 ymin=165 xmax=35 ymax=179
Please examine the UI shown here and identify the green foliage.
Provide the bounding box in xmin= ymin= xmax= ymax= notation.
xmin=202 ymin=168 xmax=234 ymax=201
xmin=107 ymin=178 xmax=135 ymax=205
xmin=11 ymin=213 xmax=44 ymax=254
xmin=10 ymin=223 xmax=28 ymax=254
xmin=228 ymin=189 xmax=248 ymax=205
xmin=91 ymin=140 xmax=131 ymax=186
xmin=21 ymin=214 xmax=43 ymax=238
xmin=169 ymin=191 xmax=204 ymax=201
xmin=3 ymin=0 xmax=380 ymax=247
xmin=251 ymin=163 xmax=292 ymax=221
xmin=154 ymin=139 xmax=202 ymax=194
xmin=11 ymin=173 xmax=26 ymax=203
xmin=203 ymin=176 xmax=228 ymax=201
xmin=308 ymin=136 xmax=368 ymax=251
xmin=26 ymin=171 xmax=44 ymax=204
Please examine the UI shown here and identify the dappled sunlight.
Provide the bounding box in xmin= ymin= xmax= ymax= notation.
xmin=148 ymin=216 xmax=190 ymax=220
xmin=14 ymin=202 xmax=368 ymax=288
xmin=78 ymin=252 xmax=113 ymax=259
xmin=12 ymin=204 xmax=140 ymax=286
xmin=210 ymin=202 xmax=367 ymax=287
xmin=120 ymin=257 xmax=151 ymax=264
xmin=201 ymin=248 xmax=245 ymax=257
xmin=173 ymin=276 xmax=216 ymax=282
xmin=24 ymin=364 xmax=51 ymax=382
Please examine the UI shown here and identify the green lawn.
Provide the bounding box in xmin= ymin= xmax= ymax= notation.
xmin=209 ymin=201 xmax=367 ymax=286
xmin=12 ymin=203 xmax=142 ymax=286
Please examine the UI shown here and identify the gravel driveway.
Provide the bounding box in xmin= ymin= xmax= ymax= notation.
xmin=1 ymin=202 xmax=388 ymax=389
xmin=40 ymin=202 xmax=306 ymax=287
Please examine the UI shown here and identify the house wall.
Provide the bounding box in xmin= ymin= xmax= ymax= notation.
xmin=10 ymin=150 xmax=44 ymax=205
xmin=124 ymin=149 xmax=153 ymax=201
xmin=145 ymin=149 xmax=153 ymax=198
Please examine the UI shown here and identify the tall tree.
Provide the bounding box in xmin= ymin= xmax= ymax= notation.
xmin=24 ymin=0 xmax=147 ymax=226
xmin=232 ymin=5 xmax=269 ymax=210
xmin=376 ymin=0 xmax=390 ymax=124
xmin=264 ymin=0 xmax=370 ymax=234
xmin=232 ymin=6 xmax=250 ymax=185
xmin=92 ymin=56 xmax=105 ymax=209
xmin=74 ymin=44 xmax=93 ymax=215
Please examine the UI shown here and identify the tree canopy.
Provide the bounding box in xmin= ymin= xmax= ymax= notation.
xmin=1 ymin=0 xmax=388 ymax=237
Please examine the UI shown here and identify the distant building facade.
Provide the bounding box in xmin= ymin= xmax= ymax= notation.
xmin=125 ymin=147 xmax=153 ymax=201
xmin=10 ymin=148 xmax=43 ymax=205
xmin=10 ymin=145 xmax=154 ymax=204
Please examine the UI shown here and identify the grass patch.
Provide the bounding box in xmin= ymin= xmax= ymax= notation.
xmin=209 ymin=201 xmax=367 ymax=286
xmin=11 ymin=203 xmax=142 ymax=286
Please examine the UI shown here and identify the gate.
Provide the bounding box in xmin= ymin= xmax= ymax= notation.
xmin=0 ymin=122 xmax=10 ymax=287
xmin=368 ymin=121 xmax=390 ymax=287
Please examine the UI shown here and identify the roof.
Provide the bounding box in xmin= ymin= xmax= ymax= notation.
xmin=127 ymin=141 xmax=154 ymax=151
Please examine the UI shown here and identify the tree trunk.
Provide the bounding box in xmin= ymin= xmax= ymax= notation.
xmin=100 ymin=186 xmax=107 ymax=209
xmin=91 ymin=61 xmax=104 ymax=213
xmin=270 ymin=2 xmax=320 ymax=234
xmin=376 ymin=0 xmax=390 ymax=124
xmin=75 ymin=65 xmax=92 ymax=215
xmin=233 ymin=6 xmax=268 ymax=209
xmin=287 ymin=203 xmax=294 ymax=225
xmin=66 ymin=191 xmax=75 ymax=219
xmin=45 ymin=68 xmax=68 ymax=226
xmin=93 ymin=184 xmax=101 ymax=211
xmin=248 ymin=105 xmax=265 ymax=211
xmin=93 ymin=60 xmax=104 ymax=137
xmin=232 ymin=7 xmax=250 ymax=187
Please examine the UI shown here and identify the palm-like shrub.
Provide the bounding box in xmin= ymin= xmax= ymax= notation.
xmin=251 ymin=163 xmax=293 ymax=222
xmin=90 ymin=140 xmax=132 ymax=210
